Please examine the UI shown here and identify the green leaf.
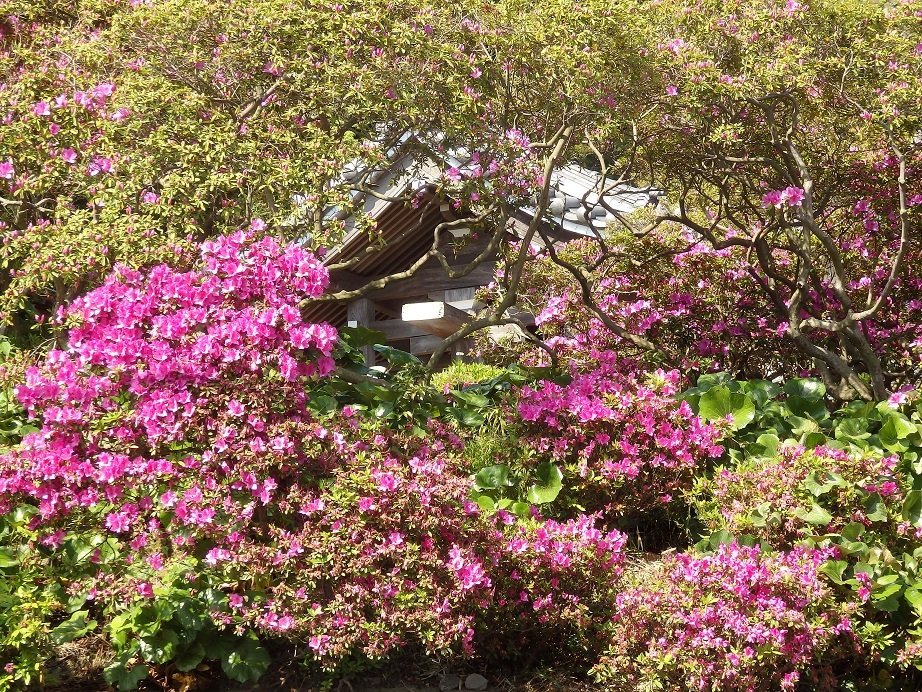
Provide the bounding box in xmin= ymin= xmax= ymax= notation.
xmin=698 ymin=386 xmax=756 ymax=430
xmin=473 ymin=493 xmax=495 ymax=512
xmin=51 ymin=610 xmax=98 ymax=645
xmin=864 ymin=492 xmax=889 ymax=522
xmin=804 ymin=471 xmax=842 ymax=497
xmin=904 ymin=587 xmax=922 ymax=612
xmin=222 ymin=635 xmax=271 ymax=684
xmin=526 ymin=462 xmax=563 ymax=504
xmin=451 ymin=389 xmax=491 ymax=408
xmin=448 ymin=407 xmax=484 ymax=427
xmin=353 ymin=381 xmax=398 ymax=403
xmin=474 ymin=464 xmax=511 ymax=490
xmin=373 ymin=344 xmax=422 ymax=367
xmin=0 ymin=547 xmax=18 ymax=568
xmin=339 ymin=326 xmax=387 ymax=349
xmin=174 ymin=599 xmax=205 ymax=631
xmin=785 ymin=394 xmax=829 ymax=421
xmin=308 ymin=394 xmax=338 ymax=414
xmin=373 ymin=402 xmax=394 ymax=419
xmin=695 ymin=372 xmax=733 ymax=392
xmin=835 ymin=417 xmax=870 ymax=441
xmin=138 ymin=629 xmax=179 ymax=664
xmin=840 ymin=522 xmax=866 ymax=542
xmin=788 ymin=415 xmax=820 ymax=436
xmin=903 ymin=490 xmax=922 ymax=525
xmin=11 ymin=504 xmax=39 ymax=524
xmin=174 ymin=642 xmax=206 ymax=672
xmin=880 ymin=415 xmax=916 ymax=453
xmin=739 ymin=380 xmax=780 ymax=406
xmin=784 ymin=378 xmax=826 ymax=400
xmin=819 ymin=560 xmax=847 ymax=584
xmin=801 ymin=431 xmax=828 ymax=449
xmin=708 ymin=529 xmax=734 ymax=550
xmin=511 ymin=502 xmax=531 ymax=518
xmin=752 ymin=432 xmax=780 ymax=458
xmin=794 ymin=503 xmax=833 ymax=526
xmin=103 ymin=653 xmax=149 ymax=691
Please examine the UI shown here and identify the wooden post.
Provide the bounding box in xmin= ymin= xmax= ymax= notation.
xmin=347 ymin=298 xmax=376 ymax=364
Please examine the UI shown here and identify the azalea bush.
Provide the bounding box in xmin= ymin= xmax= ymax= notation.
xmin=509 ymin=354 xmax=723 ymax=521
xmin=0 ymin=229 xmax=636 ymax=688
xmin=592 ymin=542 xmax=857 ymax=691
xmin=687 ymin=374 xmax=922 ymax=675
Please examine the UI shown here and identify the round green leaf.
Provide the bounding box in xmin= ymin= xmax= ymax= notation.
xmin=474 ymin=464 xmax=511 ymax=490
xmin=526 ymin=462 xmax=563 ymax=504
xmin=783 ymin=378 xmax=826 ymax=400
xmin=698 ymin=386 xmax=756 ymax=430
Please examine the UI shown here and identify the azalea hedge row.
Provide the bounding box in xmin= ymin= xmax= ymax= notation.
xmin=0 ymin=232 xmax=921 ymax=691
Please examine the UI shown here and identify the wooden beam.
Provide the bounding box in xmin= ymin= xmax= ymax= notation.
xmin=402 ymin=301 xmax=470 ymax=338
xmin=409 ymin=334 xmax=445 ymax=355
xmin=329 ymin=270 xmax=368 ymax=292
xmin=329 ymin=262 xmax=497 ymax=301
xmin=347 ymin=298 xmax=376 ymax=363
xmin=408 ymin=335 xmax=473 ymax=359
xmin=369 ymin=320 xmax=430 ymax=340
xmin=443 ymin=287 xmax=481 ymax=311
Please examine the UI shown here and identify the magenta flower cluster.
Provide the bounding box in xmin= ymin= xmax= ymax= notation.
xmin=704 ymin=444 xmax=903 ymax=546
xmin=515 ymin=353 xmax=723 ymax=513
xmin=2 ymin=228 xmax=334 ymax=521
xmin=597 ymin=542 xmax=855 ymax=690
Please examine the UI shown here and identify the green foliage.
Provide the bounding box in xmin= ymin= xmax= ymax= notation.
xmin=0 ymin=338 xmax=38 ymax=450
xmin=691 ymin=374 xmax=922 ymax=674
xmin=0 ymin=506 xmax=65 ymax=690
xmin=100 ymin=570 xmax=271 ymax=690
xmin=430 ymin=361 xmax=507 ymax=392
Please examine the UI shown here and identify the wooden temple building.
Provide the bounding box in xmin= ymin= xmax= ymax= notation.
xmin=302 ymin=156 xmax=651 ymax=365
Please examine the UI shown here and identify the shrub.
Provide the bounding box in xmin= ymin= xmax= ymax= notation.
xmin=511 ymin=354 xmax=724 ymax=519
xmin=593 ymin=542 xmax=856 ymax=691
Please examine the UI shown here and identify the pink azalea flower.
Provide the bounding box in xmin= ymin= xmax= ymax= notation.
xmin=61 ymin=148 xmax=78 ymax=164
xmin=87 ymin=156 xmax=113 ymax=176
xmin=32 ymin=101 xmax=50 ymax=117
xmin=781 ymin=186 xmax=805 ymax=206
xmin=665 ymin=85 xmax=678 ymax=96
xmin=104 ymin=512 xmax=130 ymax=533
xmin=0 ymin=161 xmax=14 ymax=179
xmin=761 ymin=190 xmax=783 ymax=208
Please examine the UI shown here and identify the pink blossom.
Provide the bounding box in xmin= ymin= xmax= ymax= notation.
xmin=105 ymin=512 xmax=130 ymax=533
xmin=87 ymin=156 xmax=113 ymax=176
xmin=761 ymin=190 xmax=784 ymax=208
xmin=781 ymin=186 xmax=805 ymax=206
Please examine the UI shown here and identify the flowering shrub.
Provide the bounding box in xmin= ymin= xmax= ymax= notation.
xmin=513 ymin=353 xmax=723 ymax=518
xmin=0 ymin=230 xmax=635 ymax=685
xmin=479 ymin=513 xmax=627 ymax=662
xmin=697 ymin=444 xmax=904 ymax=547
xmin=593 ymin=542 xmax=856 ymax=690
xmin=3 ymin=227 xmax=334 ymax=522
xmin=502 ymin=230 xmax=799 ymax=377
